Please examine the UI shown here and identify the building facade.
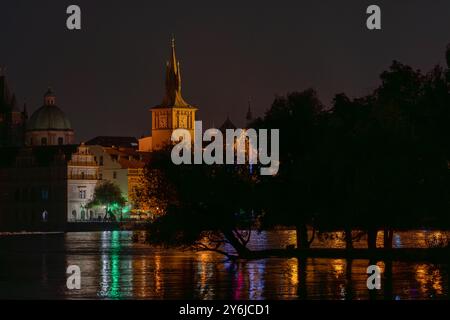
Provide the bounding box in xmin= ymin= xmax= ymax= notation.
xmin=0 ymin=146 xmax=74 ymax=232
xmin=67 ymin=143 xmax=100 ymax=222
xmin=87 ymin=142 xmax=148 ymax=218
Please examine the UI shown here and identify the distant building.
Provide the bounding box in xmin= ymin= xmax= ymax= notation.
xmin=86 ymin=144 xmax=149 ymax=217
xmin=0 ymin=38 xmax=213 ymax=231
xmin=86 ymin=136 xmax=139 ymax=149
xmin=0 ymin=69 xmax=27 ymax=147
xmin=0 ymin=144 xmax=104 ymax=229
xmin=0 ymin=146 xmax=75 ymax=232
xmin=139 ymin=37 xmax=198 ymax=152
xmin=0 ymin=85 xmax=104 ymax=229
xmin=26 ymin=88 xmax=74 ymax=146
xmin=219 ymin=116 xmax=237 ymax=133
xmin=67 ymin=143 xmax=100 ymax=222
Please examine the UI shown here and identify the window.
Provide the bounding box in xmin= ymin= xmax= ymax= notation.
xmin=41 ymin=137 xmax=47 ymax=146
xmin=79 ymin=190 xmax=87 ymax=199
xmin=113 ymin=171 xmax=117 ymax=179
xmin=99 ymin=156 xmax=104 ymax=166
xmin=99 ymin=173 xmax=103 ymax=180
xmin=41 ymin=188 xmax=49 ymax=201
xmin=58 ymin=137 xmax=64 ymax=145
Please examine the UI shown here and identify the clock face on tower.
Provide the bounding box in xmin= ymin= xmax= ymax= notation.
xmin=158 ymin=114 xmax=168 ymax=128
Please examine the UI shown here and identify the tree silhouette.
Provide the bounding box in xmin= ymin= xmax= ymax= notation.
xmin=88 ymin=181 xmax=126 ymax=220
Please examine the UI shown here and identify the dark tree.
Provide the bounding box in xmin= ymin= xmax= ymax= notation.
xmin=88 ymin=181 xmax=127 ymax=220
xmin=143 ymin=147 xmax=258 ymax=258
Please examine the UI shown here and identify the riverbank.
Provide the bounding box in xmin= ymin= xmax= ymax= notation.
xmin=65 ymin=221 xmax=151 ymax=232
xmin=236 ymin=247 xmax=450 ymax=263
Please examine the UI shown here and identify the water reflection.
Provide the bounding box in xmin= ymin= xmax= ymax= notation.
xmin=196 ymin=252 xmax=215 ymax=299
xmin=99 ymin=231 xmax=125 ymax=299
xmin=415 ymin=264 xmax=444 ymax=297
xmin=0 ymin=230 xmax=448 ymax=299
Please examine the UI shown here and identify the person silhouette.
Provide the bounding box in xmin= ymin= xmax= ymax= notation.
xmin=42 ymin=210 xmax=48 ymax=223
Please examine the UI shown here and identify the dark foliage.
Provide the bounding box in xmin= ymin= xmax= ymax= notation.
xmin=143 ymin=47 xmax=450 ymax=255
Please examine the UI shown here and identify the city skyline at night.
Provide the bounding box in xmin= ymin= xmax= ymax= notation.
xmin=1 ymin=1 xmax=450 ymax=142
xmin=1 ymin=0 xmax=450 ymax=310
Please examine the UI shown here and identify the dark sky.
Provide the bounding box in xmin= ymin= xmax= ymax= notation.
xmin=1 ymin=0 xmax=449 ymax=142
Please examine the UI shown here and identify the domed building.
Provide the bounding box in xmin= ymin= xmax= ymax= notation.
xmin=26 ymin=88 xmax=74 ymax=146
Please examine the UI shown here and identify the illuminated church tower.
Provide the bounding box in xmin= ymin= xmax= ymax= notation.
xmin=150 ymin=37 xmax=197 ymax=151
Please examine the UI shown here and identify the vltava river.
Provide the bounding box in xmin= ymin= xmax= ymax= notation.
xmin=0 ymin=230 xmax=448 ymax=299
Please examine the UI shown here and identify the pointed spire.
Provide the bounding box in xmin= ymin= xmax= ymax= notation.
xmin=246 ymin=97 xmax=253 ymax=124
xmin=160 ymin=35 xmax=190 ymax=107
xmin=170 ymin=35 xmax=178 ymax=74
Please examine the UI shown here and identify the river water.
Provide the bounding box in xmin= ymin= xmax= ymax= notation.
xmin=0 ymin=230 xmax=448 ymax=300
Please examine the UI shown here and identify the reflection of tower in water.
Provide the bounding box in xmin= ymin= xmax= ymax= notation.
xmin=196 ymin=252 xmax=215 ymax=299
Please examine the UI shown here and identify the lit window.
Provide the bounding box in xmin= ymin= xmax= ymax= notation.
xmin=41 ymin=188 xmax=49 ymax=201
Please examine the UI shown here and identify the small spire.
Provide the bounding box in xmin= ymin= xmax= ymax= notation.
xmin=44 ymin=87 xmax=56 ymax=105
xmin=246 ymin=97 xmax=253 ymax=123
xmin=45 ymin=86 xmax=54 ymax=96
xmin=160 ymin=35 xmax=190 ymax=107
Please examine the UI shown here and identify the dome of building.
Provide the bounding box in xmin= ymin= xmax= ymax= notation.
xmin=25 ymin=88 xmax=75 ymax=146
xmin=27 ymin=105 xmax=72 ymax=131
xmin=27 ymin=89 xmax=72 ymax=131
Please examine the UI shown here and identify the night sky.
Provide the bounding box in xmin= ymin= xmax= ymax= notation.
xmin=1 ymin=0 xmax=449 ymax=142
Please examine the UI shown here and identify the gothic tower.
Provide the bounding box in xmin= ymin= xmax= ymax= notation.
xmin=0 ymin=68 xmax=26 ymax=147
xmin=150 ymin=37 xmax=197 ymax=150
